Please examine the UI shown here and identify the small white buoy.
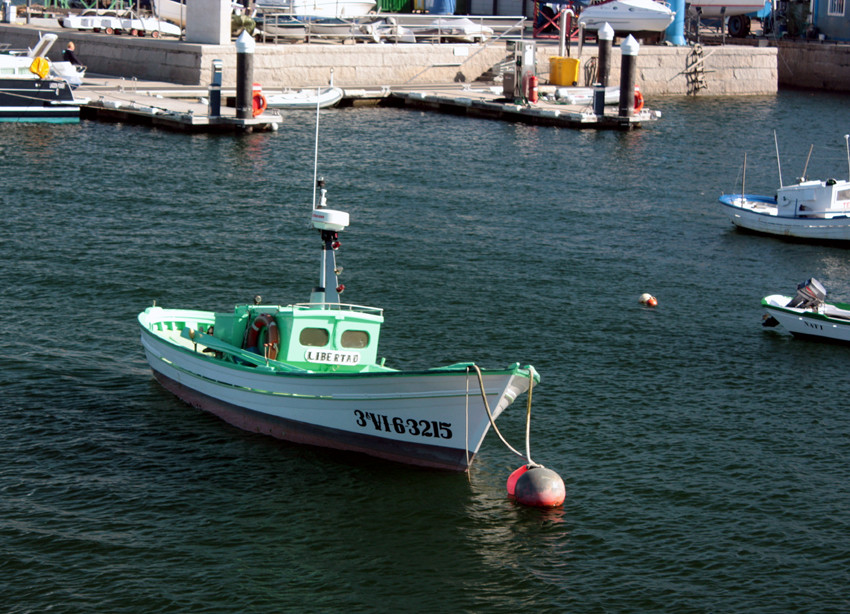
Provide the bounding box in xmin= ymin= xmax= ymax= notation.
xmin=639 ymin=293 xmax=658 ymax=307
xmin=508 ymin=465 xmax=565 ymax=508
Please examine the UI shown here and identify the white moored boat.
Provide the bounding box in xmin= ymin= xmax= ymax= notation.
xmin=266 ymin=86 xmax=344 ymax=109
xmin=0 ymin=33 xmax=87 ymax=123
xmin=578 ymin=0 xmax=675 ymax=32
xmin=138 ymin=145 xmax=539 ymax=471
xmin=762 ymin=278 xmax=850 ymax=344
xmin=719 ymin=136 xmax=850 ymax=242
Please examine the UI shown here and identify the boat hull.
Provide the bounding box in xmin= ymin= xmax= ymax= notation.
xmin=762 ymin=294 xmax=850 ymax=344
xmin=152 ymin=369 xmax=475 ymax=470
xmin=139 ymin=308 xmax=533 ymax=471
xmin=0 ymin=77 xmax=82 ymax=123
xmin=256 ymin=0 xmax=377 ymax=18
xmin=719 ymin=194 xmax=850 ymax=241
xmin=578 ymin=0 xmax=675 ymax=32
xmin=265 ymin=86 xmax=344 ymax=109
xmin=686 ymin=0 xmax=766 ymax=18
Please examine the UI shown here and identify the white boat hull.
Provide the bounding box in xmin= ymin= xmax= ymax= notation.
xmin=579 ymin=0 xmax=675 ymax=32
xmin=256 ymin=0 xmax=376 ymax=18
xmin=139 ymin=308 xmax=533 ymax=471
xmin=763 ymin=294 xmax=850 ymax=343
xmin=719 ymin=194 xmax=850 ymax=241
xmin=687 ymin=0 xmax=766 ymax=18
xmin=266 ymin=86 xmax=344 ymax=109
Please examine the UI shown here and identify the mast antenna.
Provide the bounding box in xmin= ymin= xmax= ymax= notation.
xmin=774 ymin=130 xmax=783 ymax=188
xmin=802 ymin=144 xmax=813 ymax=181
xmin=311 ymin=83 xmax=321 ymax=210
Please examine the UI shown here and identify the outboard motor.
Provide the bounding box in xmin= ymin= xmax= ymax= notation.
xmin=786 ymin=278 xmax=827 ymax=309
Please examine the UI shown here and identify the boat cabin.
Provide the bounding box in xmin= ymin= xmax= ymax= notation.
xmin=777 ymin=178 xmax=850 ymax=218
xmin=212 ymin=302 xmax=384 ymax=372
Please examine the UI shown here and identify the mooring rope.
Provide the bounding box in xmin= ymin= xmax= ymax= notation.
xmin=468 ymin=364 xmax=540 ymax=468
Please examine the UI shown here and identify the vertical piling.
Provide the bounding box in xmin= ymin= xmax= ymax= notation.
xmin=235 ymin=31 xmax=255 ymax=120
xmin=209 ymin=59 xmax=222 ymax=118
xmin=597 ymin=22 xmax=614 ymax=87
xmin=618 ymin=35 xmax=639 ymax=119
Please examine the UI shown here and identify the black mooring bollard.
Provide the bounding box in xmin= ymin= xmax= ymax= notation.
xmin=598 ymin=22 xmax=614 ymax=87
xmin=618 ymin=35 xmax=639 ymax=119
xmin=235 ymin=31 xmax=254 ymax=120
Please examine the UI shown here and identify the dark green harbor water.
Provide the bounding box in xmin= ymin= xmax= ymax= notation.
xmin=2 ymin=91 xmax=849 ymax=612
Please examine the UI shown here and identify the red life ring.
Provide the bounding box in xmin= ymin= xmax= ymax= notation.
xmin=252 ymin=93 xmax=267 ymax=117
xmin=634 ymin=88 xmax=644 ymax=112
xmin=244 ymin=313 xmax=280 ymax=360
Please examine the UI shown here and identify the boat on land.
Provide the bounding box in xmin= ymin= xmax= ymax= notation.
xmin=138 ymin=139 xmax=538 ymax=470
xmin=0 ymin=33 xmax=87 ymax=123
xmin=687 ymin=0 xmax=771 ymax=37
xmin=578 ymin=0 xmax=676 ymax=32
xmin=686 ymin=0 xmax=766 ymax=18
xmin=255 ymin=0 xmax=377 ymax=18
xmin=265 ymin=85 xmax=344 ymax=109
xmin=719 ymin=136 xmax=850 ymax=241
xmin=61 ymin=9 xmax=182 ymax=37
xmin=762 ymin=278 xmax=850 ymax=344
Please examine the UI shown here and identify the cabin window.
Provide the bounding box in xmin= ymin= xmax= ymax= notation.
xmin=828 ymin=0 xmax=844 ymax=16
xmin=299 ymin=327 xmax=329 ymax=347
xmin=341 ymin=330 xmax=369 ymax=348
xmin=836 ymin=189 xmax=850 ymax=201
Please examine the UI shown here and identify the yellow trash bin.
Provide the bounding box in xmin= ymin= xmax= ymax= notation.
xmin=549 ymin=57 xmax=580 ymax=86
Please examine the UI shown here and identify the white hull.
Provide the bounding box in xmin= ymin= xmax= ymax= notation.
xmin=62 ymin=12 xmax=181 ymax=36
xmin=687 ymin=0 xmax=766 ymax=18
xmin=554 ymin=86 xmax=620 ymax=105
xmin=266 ymin=86 xmax=344 ymax=109
xmin=256 ymin=0 xmax=376 ymax=18
xmin=139 ymin=307 xmax=533 ymax=471
xmin=719 ymin=194 xmax=850 ymax=241
xmin=579 ymin=0 xmax=675 ymax=32
xmin=763 ymin=294 xmax=850 ymax=343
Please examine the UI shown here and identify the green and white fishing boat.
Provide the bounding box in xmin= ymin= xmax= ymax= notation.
xmin=138 ymin=176 xmax=538 ymax=471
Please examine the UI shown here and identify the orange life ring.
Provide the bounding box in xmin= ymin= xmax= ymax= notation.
xmin=634 ymin=88 xmax=644 ymax=112
xmin=252 ymin=93 xmax=267 ymax=117
xmin=244 ymin=313 xmax=280 ymax=360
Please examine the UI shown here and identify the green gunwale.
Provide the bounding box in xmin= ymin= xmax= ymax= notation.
xmin=139 ymin=318 xmax=537 ymax=384
xmin=762 ymin=297 xmax=850 ymax=322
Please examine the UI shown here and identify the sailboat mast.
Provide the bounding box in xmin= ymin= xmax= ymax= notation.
xmin=802 ymin=144 xmax=813 ymax=181
xmin=845 ymin=134 xmax=849 ymax=180
xmin=774 ymin=131 xmax=783 ymax=188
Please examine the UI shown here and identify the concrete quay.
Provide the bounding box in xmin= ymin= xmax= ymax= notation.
xmin=1 ymin=22 xmax=778 ymax=96
xmin=73 ymin=76 xmax=657 ymax=133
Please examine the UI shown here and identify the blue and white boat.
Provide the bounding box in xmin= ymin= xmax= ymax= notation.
xmin=719 ymin=136 xmax=850 ymax=241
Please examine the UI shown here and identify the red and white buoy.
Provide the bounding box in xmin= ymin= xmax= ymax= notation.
xmin=639 ymin=293 xmax=658 ymax=307
xmin=507 ymin=464 xmax=565 ymax=508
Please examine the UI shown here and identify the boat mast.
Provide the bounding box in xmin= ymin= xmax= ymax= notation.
xmin=309 ymin=96 xmax=348 ymax=307
xmin=801 ymin=144 xmax=813 ymax=181
xmin=774 ymin=130 xmax=783 ymax=188
xmin=845 ymin=134 xmax=849 ymax=180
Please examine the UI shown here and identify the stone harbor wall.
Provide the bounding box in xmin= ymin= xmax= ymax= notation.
xmin=775 ymin=42 xmax=850 ymax=92
xmin=0 ymin=23 xmax=782 ymax=95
